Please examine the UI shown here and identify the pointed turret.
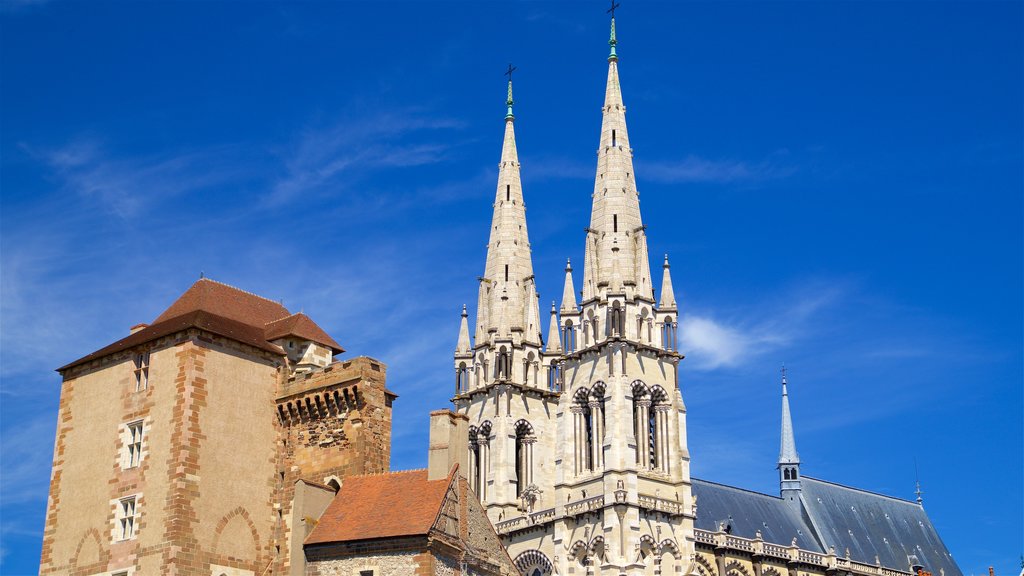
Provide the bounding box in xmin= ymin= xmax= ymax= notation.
xmin=778 ymin=367 xmax=802 ymax=501
xmin=456 ymin=304 xmax=471 ymax=354
xmin=581 ymin=14 xmax=654 ymax=303
xmin=560 ymin=259 xmax=578 ymax=312
xmin=659 ymin=254 xmax=677 ymax=310
xmin=473 ymin=73 xmax=538 ymax=345
xmin=546 ymin=302 xmax=561 ymax=353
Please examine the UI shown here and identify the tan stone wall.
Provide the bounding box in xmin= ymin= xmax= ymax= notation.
xmin=305 ymin=550 xmax=424 ymax=576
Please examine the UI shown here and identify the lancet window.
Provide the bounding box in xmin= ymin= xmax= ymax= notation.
xmin=573 ymin=385 xmax=606 ymax=475
xmin=562 ymin=320 xmax=577 ymax=352
xmin=469 ymin=422 xmax=491 ymax=501
xmin=496 ymin=347 xmax=511 ymax=380
xmin=632 ymin=382 xmax=671 ymax=473
xmin=455 ymin=362 xmax=470 ymax=394
xmin=514 ymin=419 xmax=536 ymax=498
xmin=661 ymin=316 xmax=677 ymax=351
xmin=609 ymin=302 xmax=625 ymax=337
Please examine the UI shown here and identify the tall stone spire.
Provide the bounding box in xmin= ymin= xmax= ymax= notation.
xmin=779 ymin=367 xmax=802 ymax=500
xmin=581 ymin=14 xmax=654 ymax=303
xmin=474 ymin=73 xmax=537 ymax=344
xmin=659 ymin=254 xmax=676 ymax=309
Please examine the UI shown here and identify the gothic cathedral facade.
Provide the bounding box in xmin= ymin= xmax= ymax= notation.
xmin=451 ymin=17 xmax=693 ymax=576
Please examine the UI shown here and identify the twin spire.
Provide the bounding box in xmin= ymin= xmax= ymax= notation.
xmin=460 ymin=7 xmax=672 ymax=358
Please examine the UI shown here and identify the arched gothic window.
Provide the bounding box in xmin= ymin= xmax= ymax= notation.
xmin=661 ymin=316 xmax=677 ymax=351
xmin=455 ymin=362 xmax=469 ymax=394
xmin=496 ymin=347 xmax=510 ymax=380
xmin=632 ymin=382 xmax=671 ymax=473
xmin=573 ymin=385 xmax=606 ymax=475
xmin=563 ymin=320 xmax=576 ymax=352
xmin=514 ymin=419 xmax=535 ymax=499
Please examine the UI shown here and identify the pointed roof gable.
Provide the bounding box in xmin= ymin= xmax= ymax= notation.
xmin=264 ymin=312 xmax=344 ymax=354
xmin=305 ymin=468 xmax=454 ymax=545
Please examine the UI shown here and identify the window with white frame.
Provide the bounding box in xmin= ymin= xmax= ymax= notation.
xmin=133 ymin=352 xmax=149 ymax=391
xmin=122 ymin=421 xmax=144 ymax=469
xmin=116 ymin=496 xmax=138 ymax=540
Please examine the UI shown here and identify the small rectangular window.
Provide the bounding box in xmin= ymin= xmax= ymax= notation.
xmin=133 ymin=352 xmax=149 ymax=392
xmin=506 ymin=184 xmax=510 ymax=201
xmin=504 ymin=265 xmax=509 ymax=282
xmin=123 ymin=421 xmax=144 ymax=469
xmin=612 ymin=129 xmax=617 ymax=146
xmin=117 ymin=496 xmax=137 ymax=540
xmin=613 ymin=214 xmax=618 ymax=233
xmin=360 ymin=571 xmax=374 ymax=576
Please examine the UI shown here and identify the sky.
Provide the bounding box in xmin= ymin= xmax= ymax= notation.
xmin=1 ymin=0 xmax=1021 ymax=574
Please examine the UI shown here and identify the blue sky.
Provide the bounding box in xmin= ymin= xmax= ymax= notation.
xmin=1 ymin=1 xmax=1021 ymax=574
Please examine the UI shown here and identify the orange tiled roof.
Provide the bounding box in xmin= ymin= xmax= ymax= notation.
xmin=265 ymin=313 xmax=344 ymax=354
xmin=304 ymin=468 xmax=454 ymax=546
xmin=58 ymin=278 xmax=349 ymax=372
xmin=154 ymin=278 xmax=291 ymax=326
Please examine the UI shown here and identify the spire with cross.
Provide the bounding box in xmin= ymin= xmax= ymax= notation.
xmin=607 ymin=0 xmax=620 ymax=61
xmin=505 ymin=63 xmax=517 ymax=120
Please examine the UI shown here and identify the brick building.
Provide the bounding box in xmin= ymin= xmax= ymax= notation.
xmin=40 ymin=278 xmax=395 ymax=576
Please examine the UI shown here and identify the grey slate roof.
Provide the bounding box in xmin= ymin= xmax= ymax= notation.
xmin=692 ymin=479 xmax=822 ymax=551
xmin=692 ymin=477 xmax=961 ymax=576
xmin=799 ymin=477 xmax=962 ymax=576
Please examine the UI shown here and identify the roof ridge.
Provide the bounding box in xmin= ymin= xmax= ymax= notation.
xmin=264 ymin=312 xmax=305 ymax=326
xmin=197 ymin=277 xmax=287 ymax=308
xmin=692 ymin=477 xmax=783 ymax=500
xmin=802 ymin=475 xmax=919 ymax=505
xmin=352 ymin=468 xmax=428 ymax=478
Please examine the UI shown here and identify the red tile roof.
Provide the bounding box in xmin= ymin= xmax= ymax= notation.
xmin=58 ymin=310 xmax=286 ymax=372
xmin=304 ymin=468 xmax=455 ymax=546
xmin=265 ymin=313 xmax=344 ymax=354
xmin=58 ymin=278 xmax=348 ymax=372
xmin=153 ymin=278 xmax=291 ymax=327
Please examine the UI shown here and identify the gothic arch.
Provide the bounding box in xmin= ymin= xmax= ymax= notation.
xmin=762 ymin=567 xmax=783 ymax=576
xmin=590 ymin=381 xmax=607 ymax=400
xmin=570 ymin=539 xmax=590 ymax=565
xmin=514 ymin=419 xmax=535 ymax=436
xmin=211 ymin=506 xmax=260 ymax=562
xmin=70 ymin=527 xmax=106 ymax=568
xmin=637 ymin=533 xmax=658 ymax=563
xmin=650 ymin=384 xmax=668 ymax=404
xmin=468 ymin=424 xmax=479 ymax=442
xmin=589 ymin=534 xmax=606 ymax=560
xmin=694 ymin=554 xmax=718 ymax=576
xmin=660 ymin=538 xmax=682 ymax=559
xmin=573 ymin=386 xmax=591 ymax=405
xmin=514 ymin=550 xmax=553 ymax=576
xmin=631 ymin=380 xmax=650 ymax=398
xmin=725 ymin=560 xmax=753 ymax=576
xmin=479 ymin=420 xmax=492 ymax=439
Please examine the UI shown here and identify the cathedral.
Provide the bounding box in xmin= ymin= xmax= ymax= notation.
xmin=38 ymin=9 xmax=963 ymax=576
xmin=446 ymin=12 xmax=962 ymax=576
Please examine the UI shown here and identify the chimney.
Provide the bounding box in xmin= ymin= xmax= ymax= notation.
xmin=427 ymin=410 xmax=469 ymax=481
xmin=130 ymin=323 xmax=149 ymax=334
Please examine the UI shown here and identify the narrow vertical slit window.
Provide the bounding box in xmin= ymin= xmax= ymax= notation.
xmin=506 ymin=184 xmax=510 ymax=201
xmin=505 ymin=265 xmax=509 ymax=282
xmin=612 ymin=129 xmax=617 ymax=147
xmin=613 ymin=215 xmax=618 ymax=233
xmin=134 ymin=352 xmax=149 ymax=392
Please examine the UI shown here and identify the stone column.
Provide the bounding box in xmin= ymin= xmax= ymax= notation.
xmin=637 ymin=399 xmax=651 ymax=468
xmin=589 ymin=401 xmax=602 ymax=470
xmin=572 ymin=406 xmax=584 ymax=475
xmin=479 ymin=440 xmax=489 ymax=501
xmin=525 ymin=436 xmax=535 ymax=486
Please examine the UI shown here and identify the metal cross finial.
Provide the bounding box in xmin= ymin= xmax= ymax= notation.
xmin=505 ymin=63 xmax=517 ymax=83
xmin=781 ymin=364 xmax=787 ymax=382
xmin=607 ymin=0 xmax=620 ymax=18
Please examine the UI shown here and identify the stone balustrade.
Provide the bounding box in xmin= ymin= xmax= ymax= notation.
xmin=565 ymin=495 xmax=605 ymax=517
xmin=637 ymin=494 xmax=684 ymax=516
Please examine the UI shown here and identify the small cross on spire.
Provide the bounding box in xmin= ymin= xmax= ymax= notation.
xmin=607 ymin=0 xmax=620 ymax=19
xmin=781 ymin=363 xmax=787 ymax=383
xmin=505 ymin=64 xmax=517 ymax=119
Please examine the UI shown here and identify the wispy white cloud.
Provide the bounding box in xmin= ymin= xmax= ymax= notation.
xmin=680 ymin=281 xmax=845 ymax=370
xmin=267 ymin=112 xmax=467 ymax=206
xmin=22 ymin=139 xmax=243 ymax=219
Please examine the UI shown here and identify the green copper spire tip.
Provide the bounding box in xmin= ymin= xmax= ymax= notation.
xmin=505 ymin=80 xmax=514 ymax=120
xmin=608 ymin=17 xmax=618 ymax=61
xmin=504 ymin=64 xmax=517 ymax=120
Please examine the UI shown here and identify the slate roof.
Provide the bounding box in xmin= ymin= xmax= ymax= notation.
xmin=59 ymin=278 xmax=345 ymax=372
xmin=693 ymin=477 xmax=961 ymax=576
xmin=692 ymin=479 xmax=822 ymax=551
xmin=304 ymin=468 xmax=453 ymax=545
xmin=800 ymin=477 xmax=962 ymax=576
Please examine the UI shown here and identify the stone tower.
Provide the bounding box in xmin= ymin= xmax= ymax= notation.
xmin=452 ymin=15 xmax=694 ymax=576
